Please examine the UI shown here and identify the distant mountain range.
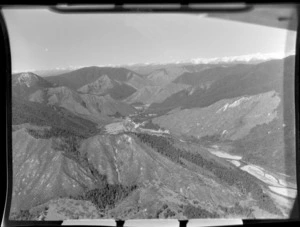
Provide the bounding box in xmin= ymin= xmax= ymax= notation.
xmin=12 ymin=70 xmax=136 ymax=124
xmin=150 ymin=55 xmax=295 ymax=111
xmin=29 ymin=86 xmax=135 ymax=124
xmin=31 ymin=68 xmax=75 ymax=77
xmin=187 ymin=52 xmax=294 ymax=65
xmin=45 ymin=66 xmax=139 ymax=99
xmin=14 ymin=52 xmax=293 ymax=76
xmin=12 ymin=55 xmax=295 ymax=124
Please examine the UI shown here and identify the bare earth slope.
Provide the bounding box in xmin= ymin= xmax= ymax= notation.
xmin=153 ymin=90 xmax=280 ymax=140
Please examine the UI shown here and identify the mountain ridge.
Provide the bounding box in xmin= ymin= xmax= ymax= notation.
xmin=149 ymin=56 xmax=294 ymax=111
xmin=29 ymin=86 xmax=135 ymax=124
xmin=12 ymin=72 xmax=54 ymax=98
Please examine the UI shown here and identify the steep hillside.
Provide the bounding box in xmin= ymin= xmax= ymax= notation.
xmin=11 ymin=126 xmax=140 ymax=217
xmin=77 ymin=133 xmax=244 ymax=217
xmin=44 ymin=66 xmax=140 ymax=100
xmin=12 ymin=129 xmax=286 ymax=219
xmin=125 ymin=74 xmax=154 ymax=90
xmin=147 ymin=83 xmax=191 ymax=104
xmin=11 ymin=128 xmax=97 ymax=213
xmin=45 ymin=66 xmax=140 ymax=89
xmin=126 ymin=83 xmax=191 ymax=105
xmin=152 ymin=89 xmax=296 ymax=179
xmin=153 ymin=91 xmax=281 ymax=140
xmin=12 ymin=72 xmax=54 ymax=99
xmin=77 ymin=75 xmax=114 ymax=95
xmin=146 ymin=66 xmax=187 ymax=86
xmin=150 ymin=56 xmax=294 ymax=111
xmin=29 ymin=86 xmax=135 ymax=123
xmin=230 ymin=116 xmax=296 ymax=179
xmin=77 ymin=75 xmax=136 ymax=100
xmin=12 ymin=97 xmax=98 ymax=138
xmin=173 ymin=64 xmax=252 ymax=86
xmin=106 ymin=83 xmax=136 ymax=100
xmin=125 ymin=86 xmax=161 ymax=104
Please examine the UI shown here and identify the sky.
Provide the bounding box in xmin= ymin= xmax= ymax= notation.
xmin=3 ymin=8 xmax=297 ymax=72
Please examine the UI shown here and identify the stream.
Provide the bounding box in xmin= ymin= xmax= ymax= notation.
xmin=207 ymin=146 xmax=297 ymax=199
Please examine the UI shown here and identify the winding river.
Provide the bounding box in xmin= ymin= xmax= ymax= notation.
xmin=207 ymin=146 xmax=297 ymax=199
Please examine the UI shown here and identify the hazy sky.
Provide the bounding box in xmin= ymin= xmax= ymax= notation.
xmin=3 ymin=8 xmax=297 ymax=72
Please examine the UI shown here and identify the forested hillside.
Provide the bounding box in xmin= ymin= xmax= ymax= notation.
xmin=12 ymin=97 xmax=99 ymax=138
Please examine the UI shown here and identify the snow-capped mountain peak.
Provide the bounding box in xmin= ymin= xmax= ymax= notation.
xmin=189 ymin=52 xmax=294 ymax=65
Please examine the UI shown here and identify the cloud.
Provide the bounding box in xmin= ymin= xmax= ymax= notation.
xmin=189 ymin=52 xmax=293 ymax=64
